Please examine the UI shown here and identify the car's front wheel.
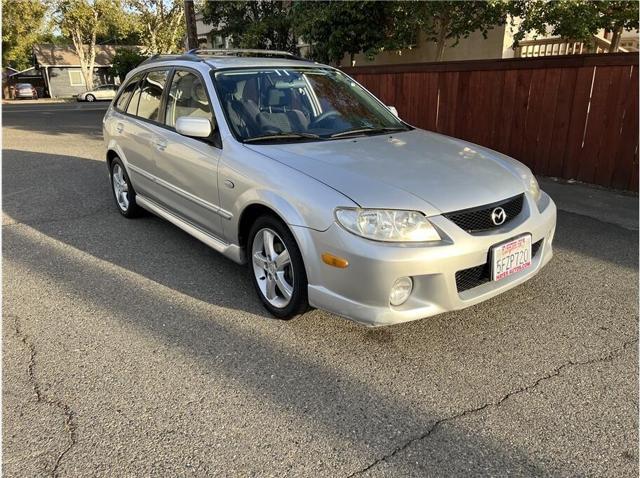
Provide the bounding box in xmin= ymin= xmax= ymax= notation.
xmin=248 ymin=216 xmax=309 ymax=319
xmin=85 ymin=94 xmax=95 ymax=102
xmin=110 ymin=158 xmax=141 ymax=218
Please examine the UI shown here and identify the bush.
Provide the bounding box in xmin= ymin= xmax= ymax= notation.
xmin=110 ymin=48 xmax=148 ymax=81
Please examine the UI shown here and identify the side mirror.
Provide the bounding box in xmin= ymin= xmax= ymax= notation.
xmin=388 ymin=106 xmax=399 ymax=117
xmin=175 ymin=116 xmax=212 ymax=138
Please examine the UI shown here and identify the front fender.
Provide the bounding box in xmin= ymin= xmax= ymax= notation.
xmin=218 ymin=143 xmax=357 ymax=245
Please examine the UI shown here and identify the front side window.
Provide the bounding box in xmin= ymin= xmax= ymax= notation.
xmin=115 ymin=73 xmax=142 ymax=112
xmin=214 ymin=67 xmax=408 ymax=143
xmin=136 ymin=69 xmax=169 ymax=121
xmin=165 ymin=70 xmax=212 ymax=128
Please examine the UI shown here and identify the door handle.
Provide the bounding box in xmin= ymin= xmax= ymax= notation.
xmin=115 ymin=122 xmax=124 ymax=134
xmin=154 ymin=139 xmax=168 ymax=151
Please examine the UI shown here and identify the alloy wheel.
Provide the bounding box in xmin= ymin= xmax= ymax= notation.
xmin=112 ymin=163 xmax=130 ymax=211
xmin=251 ymin=228 xmax=294 ymax=308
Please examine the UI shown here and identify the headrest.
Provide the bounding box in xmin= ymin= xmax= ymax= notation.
xmin=191 ymin=79 xmax=208 ymax=104
xmin=266 ymin=87 xmax=289 ymax=107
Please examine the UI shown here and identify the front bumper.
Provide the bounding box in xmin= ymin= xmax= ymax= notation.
xmin=292 ymin=192 xmax=557 ymax=326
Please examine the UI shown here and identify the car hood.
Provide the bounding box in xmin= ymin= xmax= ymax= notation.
xmin=244 ymin=129 xmax=527 ymax=215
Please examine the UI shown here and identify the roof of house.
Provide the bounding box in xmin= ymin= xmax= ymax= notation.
xmin=33 ymin=44 xmax=135 ymax=67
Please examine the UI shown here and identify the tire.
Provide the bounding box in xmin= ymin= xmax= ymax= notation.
xmin=86 ymin=94 xmax=95 ymax=102
xmin=109 ymin=157 xmax=141 ymax=218
xmin=248 ymin=215 xmax=309 ymax=319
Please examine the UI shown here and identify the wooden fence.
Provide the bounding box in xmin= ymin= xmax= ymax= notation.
xmin=342 ymin=53 xmax=638 ymax=191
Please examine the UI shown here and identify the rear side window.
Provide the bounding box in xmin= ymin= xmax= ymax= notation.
xmin=136 ymin=69 xmax=169 ymax=122
xmin=115 ymin=73 xmax=142 ymax=112
xmin=126 ymin=79 xmax=143 ymax=115
xmin=164 ymin=70 xmax=212 ymax=128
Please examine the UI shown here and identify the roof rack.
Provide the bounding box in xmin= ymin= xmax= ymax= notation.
xmin=139 ymin=53 xmax=202 ymax=66
xmin=186 ymin=48 xmax=308 ymax=61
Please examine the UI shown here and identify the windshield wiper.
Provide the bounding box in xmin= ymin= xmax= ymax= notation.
xmin=329 ymin=126 xmax=408 ymax=138
xmin=243 ymin=132 xmax=322 ymax=143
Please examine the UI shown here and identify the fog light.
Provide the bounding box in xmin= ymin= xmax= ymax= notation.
xmin=390 ymin=277 xmax=413 ymax=306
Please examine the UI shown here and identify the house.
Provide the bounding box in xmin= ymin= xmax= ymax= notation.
xmin=344 ymin=25 xmax=638 ymax=66
xmin=32 ymin=44 xmax=123 ymax=98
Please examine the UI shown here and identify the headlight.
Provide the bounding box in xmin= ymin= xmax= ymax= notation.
xmin=335 ymin=208 xmax=441 ymax=242
xmin=528 ymin=175 xmax=542 ymax=204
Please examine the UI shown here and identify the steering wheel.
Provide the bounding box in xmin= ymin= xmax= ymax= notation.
xmin=311 ymin=110 xmax=342 ymax=127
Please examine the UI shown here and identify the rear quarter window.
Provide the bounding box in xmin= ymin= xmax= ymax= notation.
xmin=114 ymin=73 xmax=143 ymax=112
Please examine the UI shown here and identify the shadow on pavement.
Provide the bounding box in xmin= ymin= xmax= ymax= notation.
xmin=2 ymin=106 xmax=107 ymax=140
xmin=3 ymin=148 xmax=637 ymax=475
xmin=4 ymin=215 xmax=552 ymax=477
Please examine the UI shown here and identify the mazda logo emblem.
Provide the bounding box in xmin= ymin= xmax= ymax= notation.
xmin=491 ymin=207 xmax=507 ymax=225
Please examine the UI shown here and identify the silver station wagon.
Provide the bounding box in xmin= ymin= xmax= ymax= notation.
xmin=103 ymin=49 xmax=556 ymax=326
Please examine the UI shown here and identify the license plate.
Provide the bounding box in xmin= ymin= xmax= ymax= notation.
xmin=492 ymin=235 xmax=532 ymax=281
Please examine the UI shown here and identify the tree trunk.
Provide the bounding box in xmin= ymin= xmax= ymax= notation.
xmin=608 ymin=26 xmax=623 ymax=53
xmin=71 ymin=29 xmax=90 ymax=88
xmin=70 ymin=13 xmax=97 ymax=89
xmin=434 ymin=16 xmax=449 ymax=62
xmin=184 ymin=0 xmax=198 ymax=50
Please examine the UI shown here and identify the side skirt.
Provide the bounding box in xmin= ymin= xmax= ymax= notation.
xmin=136 ymin=194 xmax=245 ymax=265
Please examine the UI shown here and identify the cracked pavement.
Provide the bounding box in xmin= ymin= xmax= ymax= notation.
xmin=3 ymin=102 xmax=638 ymax=476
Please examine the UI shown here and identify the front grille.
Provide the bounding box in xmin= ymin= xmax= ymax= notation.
xmin=444 ymin=194 xmax=524 ymax=233
xmin=456 ymin=262 xmax=491 ymax=293
xmin=455 ymin=239 xmax=544 ymax=293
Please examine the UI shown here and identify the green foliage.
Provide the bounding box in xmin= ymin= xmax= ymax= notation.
xmin=125 ymin=0 xmax=185 ymax=54
xmin=52 ymin=0 xmax=129 ymax=87
xmin=409 ymin=0 xmax=508 ymax=60
xmin=202 ymin=0 xmax=297 ymax=52
xmin=54 ymin=0 xmax=127 ymax=43
xmin=110 ymin=47 xmax=147 ymax=80
xmin=509 ymin=0 xmax=639 ymax=50
xmin=2 ymin=0 xmax=47 ymax=69
xmin=292 ymin=1 xmax=402 ymax=64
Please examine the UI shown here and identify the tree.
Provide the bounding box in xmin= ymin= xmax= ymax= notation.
xmin=292 ymin=1 xmax=404 ymax=65
xmin=293 ymin=1 xmax=507 ymax=64
xmin=110 ymin=47 xmax=147 ymax=80
xmin=126 ymin=0 xmax=186 ymax=54
xmin=2 ymin=0 xmax=47 ymax=69
xmin=201 ymin=1 xmax=297 ymax=52
xmin=53 ymin=0 xmax=126 ymax=88
xmin=410 ymin=0 xmax=507 ymax=61
xmin=510 ymin=0 xmax=639 ymax=53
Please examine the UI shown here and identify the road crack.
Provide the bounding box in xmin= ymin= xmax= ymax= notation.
xmin=11 ymin=314 xmax=78 ymax=477
xmin=347 ymin=338 xmax=638 ymax=477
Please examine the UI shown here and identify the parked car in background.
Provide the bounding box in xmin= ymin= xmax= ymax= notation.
xmin=103 ymin=49 xmax=556 ymax=327
xmin=77 ymin=84 xmax=118 ymax=102
xmin=14 ymin=83 xmax=38 ymax=99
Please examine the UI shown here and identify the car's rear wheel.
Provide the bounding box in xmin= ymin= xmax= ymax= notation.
xmin=86 ymin=94 xmax=95 ymax=102
xmin=110 ymin=158 xmax=141 ymax=218
xmin=248 ymin=216 xmax=309 ymax=319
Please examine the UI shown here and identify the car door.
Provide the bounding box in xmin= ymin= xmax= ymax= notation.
xmin=123 ymin=69 xmax=174 ymax=203
xmin=145 ymin=68 xmax=223 ymax=238
xmin=106 ymin=85 xmax=118 ymax=100
xmin=109 ymin=73 xmax=151 ymax=195
xmin=95 ymin=86 xmax=109 ymax=99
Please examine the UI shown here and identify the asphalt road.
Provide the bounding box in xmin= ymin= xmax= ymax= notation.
xmin=3 ymin=102 xmax=638 ymax=477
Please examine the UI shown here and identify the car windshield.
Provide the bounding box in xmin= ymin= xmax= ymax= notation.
xmin=213 ymin=67 xmax=410 ymax=143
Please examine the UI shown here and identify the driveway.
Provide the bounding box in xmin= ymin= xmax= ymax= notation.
xmin=3 ymin=102 xmax=638 ymax=477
